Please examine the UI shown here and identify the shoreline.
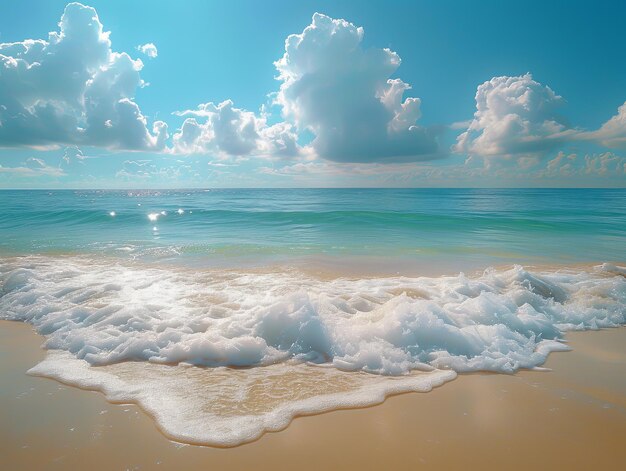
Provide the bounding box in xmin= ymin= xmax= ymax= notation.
xmin=2 ymin=320 xmax=625 ymax=470
xmin=1 ymin=250 xmax=623 ymax=280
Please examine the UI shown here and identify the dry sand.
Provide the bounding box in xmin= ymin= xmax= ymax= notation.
xmin=1 ymin=320 xmax=625 ymax=470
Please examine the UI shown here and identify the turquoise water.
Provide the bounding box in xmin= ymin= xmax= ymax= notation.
xmin=0 ymin=188 xmax=624 ymax=270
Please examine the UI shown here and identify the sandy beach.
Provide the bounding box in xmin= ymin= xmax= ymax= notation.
xmin=1 ymin=320 xmax=624 ymax=470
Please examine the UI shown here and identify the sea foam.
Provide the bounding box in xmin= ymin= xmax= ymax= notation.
xmin=1 ymin=256 xmax=625 ymax=445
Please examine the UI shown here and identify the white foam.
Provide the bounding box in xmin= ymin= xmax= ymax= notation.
xmin=1 ymin=256 xmax=625 ymax=445
xmin=28 ymin=351 xmax=455 ymax=446
xmin=598 ymin=262 xmax=626 ymax=276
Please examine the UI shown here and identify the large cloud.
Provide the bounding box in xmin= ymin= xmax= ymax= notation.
xmin=454 ymin=74 xmax=577 ymax=160
xmin=171 ymin=100 xmax=300 ymax=158
xmin=0 ymin=2 xmax=167 ymax=150
xmin=274 ymin=13 xmax=438 ymax=163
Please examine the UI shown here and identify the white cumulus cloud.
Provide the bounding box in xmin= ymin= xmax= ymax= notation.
xmin=0 ymin=2 xmax=167 ymax=151
xmin=581 ymin=102 xmax=626 ymax=150
xmin=4 ymin=2 xmax=624 ymax=183
xmin=454 ymin=74 xmax=577 ymax=160
xmin=274 ymin=13 xmax=439 ymax=163
xmin=171 ymin=100 xmax=300 ymax=158
xmin=137 ymin=42 xmax=158 ymax=58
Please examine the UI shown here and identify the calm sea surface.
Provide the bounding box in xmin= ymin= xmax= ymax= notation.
xmin=0 ymin=188 xmax=624 ymax=271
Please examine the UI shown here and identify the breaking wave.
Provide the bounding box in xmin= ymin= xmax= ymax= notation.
xmin=1 ymin=255 xmax=625 ymax=445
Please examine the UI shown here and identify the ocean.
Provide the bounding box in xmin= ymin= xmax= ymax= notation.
xmin=1 ymin=188 xmax=625 ymax=268
xmin=1 ymin=188 xmax=625 ymax=445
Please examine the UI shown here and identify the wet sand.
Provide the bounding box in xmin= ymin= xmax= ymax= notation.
xmin=1 ymin=320 xmax=625 ymax=470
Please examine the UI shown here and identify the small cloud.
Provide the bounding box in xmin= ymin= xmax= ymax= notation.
xmin=0 ymin=157 xmax=65 ymax=177
xmin=137 ymin=42 xmax=158 ymax=58
xmin=59 ymin=146 xmax=89 ymax=173
xmin=449 ymin=120 xmax=472 ymax=130
xmin=25 ymin=157 xmax=47 ymax=170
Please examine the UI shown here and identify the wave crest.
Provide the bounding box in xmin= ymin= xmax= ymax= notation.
xmin=1 ymin=257 xmax=624 ymax=375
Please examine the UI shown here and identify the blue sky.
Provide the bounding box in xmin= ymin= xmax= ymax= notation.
xmin=1 ymin=0 xmax=625 ymax=188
